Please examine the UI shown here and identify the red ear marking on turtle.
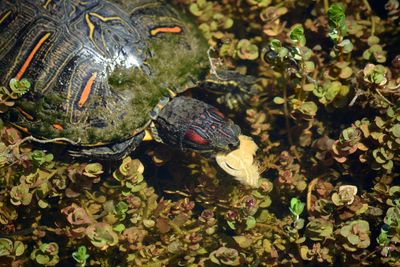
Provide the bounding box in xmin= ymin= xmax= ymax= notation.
xmin=150 ymin=26 xmax=182 ymax=36
xmin=78 ymin=72 xmax=97 ymax=108
xmin=184 ymin=129 xmax=209 ymax=145
xmin=0 ymin=10 xmax=12 ymax=25
xmin=16 ymin=33 xmax=51 ymax=81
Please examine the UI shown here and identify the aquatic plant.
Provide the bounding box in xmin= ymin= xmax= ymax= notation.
xmin=85 ymin=223 xmax=119 ymax=250
xmin=30 ymin=242 xmax=59 ymax=266
xmin=72 ymin=245 xmax=90 ymax=266
xmin=0 ymin=78 xmax=31 ymax=113
xmin=338 ymin=220 xmax=371 ymax=252
xmin=0 ymin=238 xmax=25 ymax=258
xmin=209 ymin=247 xmax=242 ymax=266
xmin=331 ymin=185 xmax=358 ymax=206
xmin=0 ymin=0 xmax=399 ymax=266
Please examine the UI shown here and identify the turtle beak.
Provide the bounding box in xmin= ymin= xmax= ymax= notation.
xmin=217 ymin=120 xmax=241 ymax=151
xmin=203 ymin=108 xmax=241 ymax=152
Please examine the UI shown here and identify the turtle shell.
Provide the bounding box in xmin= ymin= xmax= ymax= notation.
xmin=0 ymin=0 xmax=209 ymax=145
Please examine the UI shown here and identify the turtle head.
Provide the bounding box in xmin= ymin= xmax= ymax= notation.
xmin=154 ymin=96 xmax=240 ymax=152
xmin=181 ymin=107 xmax=241 ymax=152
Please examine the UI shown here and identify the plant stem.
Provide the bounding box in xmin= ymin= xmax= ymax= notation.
xmin=282 ymin=76 xmax=301 ymax=162
xmin=307 ymin=177 xmax=320 ymax=212
xmin=362 ymin=0 xmax=372 ymax=13
xmin=371 ymin=16 xmax=376 ymax=36
xmin=323 ymin=0 xmax=329 ymax=13
xmin=282 ymin=78 xmax=293 ymax=147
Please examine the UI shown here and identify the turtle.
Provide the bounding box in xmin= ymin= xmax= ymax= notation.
xmin=0 ymin=0 xmax=249 ymax=159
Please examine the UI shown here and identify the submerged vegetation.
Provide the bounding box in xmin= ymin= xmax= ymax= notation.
xmin=0 ymin=0 xmax=399 ymax=266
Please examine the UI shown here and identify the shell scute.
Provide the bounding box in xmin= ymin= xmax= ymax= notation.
xmin=0 ymin=0 xmax=209 ymax=145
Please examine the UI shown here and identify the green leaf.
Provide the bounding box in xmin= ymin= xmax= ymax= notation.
xmin=237 ymin=39 xmax=259 ymax=60
xmin=36 ymin=254 xmax=50 ymax=264
xmin=391 ymin=124 xmax=400 ymax=138
xmin=294 ymin=218 xmax=305 ymax=229
xmin=14 ymin=241 xmax=25 ymax=257
xmin=382 ymin=160 xmax=393 ymax=170
xmin=389 ymin=186 xmax=400 ymax=196
xmin=116 ymin=201 xmax=129 ymax=213
xmin=367 ymin=35 xmax=380 ymax=45
xmin=72 ymin=245 xmax=89 ymax=264
xmin=387 ymin=107 xmax=395 ymax=117
xmin=270 ymin=39 xmax=282 ymax=50
xmin=303 ymin=83 xmax=315 ymax=92
xmin=273 ymin=96 xmax=285 ymax=104
xmin=129 ymin=182 xmax=146 ymax=193
xmin=348 ymin=234 xmax=360 ymax=245
xmin=189 ymin=4 xmax=202 ymax=16
xmin=338 ymin=39 xmax=353 ymax=54
xmin=9 ymin=78 xmax=31 ymax=95
xmin=290 ymin=197 xmax=305 ymax=217
xmin=233 ymin=236 xmax=253 ymax=249
xmin=339 ymin=66 xmax=353 ymax=79
xmin=299 ymin=101 xmax=318 ymax=116
xmin=227 ymin=220 xmax=236 ymax=230
xmin=143 ymin=219 xmax=155 ymax=228
xmin=113 ymin=223 xmax=126 ymax=232
xmin=327 ymin=3 xmax=346 ymax=29
xmin=38 ymin=199 xmax=49 ymax=209
xmin=259 ymin=197 xmax=271 ymax=208
xmin=245 ymin=216 xmax=256 ymax=230
xmin=289 ymin=25 xmax=306 ymax=46
xmin=304 ymin=61 xmax=315 ymax=73
xmin=0 ymin=238 xmax=12 ymax=257
xmin=377 ymin=229 xmax=389 ymax=246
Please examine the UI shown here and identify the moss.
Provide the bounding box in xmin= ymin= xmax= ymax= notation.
xmin=11 ymin=11 xmax=209 ymax=145
xmin=1 ymin=0 xmax=400 ymax=266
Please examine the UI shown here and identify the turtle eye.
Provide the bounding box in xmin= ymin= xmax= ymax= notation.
xmin=184 ymin=129 xmax=209 ymax=145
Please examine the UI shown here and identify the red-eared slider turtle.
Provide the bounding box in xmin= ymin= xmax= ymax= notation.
xmin=0 ymin=0 xmax=246 ymax=159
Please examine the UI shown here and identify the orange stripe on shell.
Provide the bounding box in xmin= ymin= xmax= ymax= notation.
xmin=16 ymin=107 xmax=34 ymax=121
xmin=10 ymin=123 xmax=30 ymax=134
xmin=150 ymin=26 xmax=182 ymax=36
xmin=15 ymin=33 xmax=51 ymax=81
xmin=52 ymin=123 xmax=64 ymax=130
xmin=78 ymin=72 xmax=97 ymax=108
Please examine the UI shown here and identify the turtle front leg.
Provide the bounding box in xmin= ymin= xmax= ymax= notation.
xmin=204 ymin=69 xmax=257 ymax=94
xmin=202 ymin=69 xmax=257 ymax=110
xmin=68 ymin=132 xmax=145 ymax=160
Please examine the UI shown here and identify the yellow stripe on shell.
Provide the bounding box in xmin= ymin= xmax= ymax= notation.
xmin=0 ymin=10 xmax=11 ymax=25
xmin=85 ymin=14 xmax=96 ymax=42
xmin=43 ymin=0 xmax=52 ymax=9
xmin=89 ymin=13 xmax=122 ymax=22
